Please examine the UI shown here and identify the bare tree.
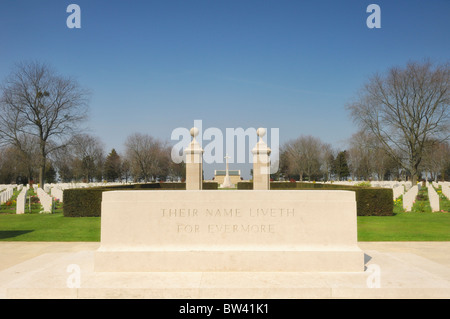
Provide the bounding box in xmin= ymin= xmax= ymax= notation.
xmin=51 ymin=146 xmax=75 ymax=182
xmin=0 ymin=145 xmax=37 ymax=184
xmin=320 ymin=143 xmax=335 ymax=181
xmin=121 ymin=159 xmax=132 ymax=183
xmin=421 ymin=140 xmax=450 ymax=181
xmin=49 ymin=133 xmax=104 ymax=183
xmin=71 ymin=134 xmax=105 ymax=182
xmin=0 ymin=61 xmax=90 ymax=187
xmin=347 ymin=60 xmax=450 ymax=184
xmin=282 ymin=135 xmax=324 ymax=181
xmin=125 ymin=133 xmax=169 ymax=182
xmin=347 ymin=130 xmax=374 ymax=180
xmin=166 ymin=144 xmax=185 ymax=181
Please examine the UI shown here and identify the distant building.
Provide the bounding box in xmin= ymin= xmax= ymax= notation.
xmin=214 ymin=170 xmax=241 ymax=185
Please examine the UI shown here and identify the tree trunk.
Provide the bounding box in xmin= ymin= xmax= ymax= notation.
xmin=39 ymin=143 xmax=46 ymax=188
xmin=39 ymin=163 xmax=45 ymax=188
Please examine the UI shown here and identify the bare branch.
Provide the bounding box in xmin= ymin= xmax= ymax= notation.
xmin=0 ymin=61 xmax=91 ymax=187
xmin=346 ymin=60 xmax=450 ymax=183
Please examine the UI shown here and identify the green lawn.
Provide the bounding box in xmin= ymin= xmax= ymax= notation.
xmin=0 ymin=188 xmax=100 ymax=241
xmin=436 ymin=186 xmax=450 ymax=212
xmin=0 ymin=210 xmax=449 ymax=242
xmin=0 ymin=188 xmax=45 ymax=214
xmin=0 ymin=213 xmax=100 ymax=241
xmin=2 ymin=183 xmax=448 ymax=242
xmin=357 ymin=212 xmax=450 ymax=241
xmin=353 ymin=187 xmax=450 ymax=241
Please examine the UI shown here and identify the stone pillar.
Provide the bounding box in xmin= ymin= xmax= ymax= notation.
xmin=252 ymin=128 xmax=271 ymax=190
xmin=184 ymin=127 xmax=204 ymax=190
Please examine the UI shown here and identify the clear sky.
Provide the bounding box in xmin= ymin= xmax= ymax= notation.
xmin=1 ymin=0 xmax=449 ymax=179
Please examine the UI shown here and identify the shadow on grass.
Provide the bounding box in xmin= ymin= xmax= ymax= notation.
xmin=0 ymin=230 xmax=34 ymax=239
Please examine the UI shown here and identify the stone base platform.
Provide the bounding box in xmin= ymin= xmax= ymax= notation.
xmin=96 ymin=190 xmax=364 ymax=272
xmin=95 ymin=246 xmax=364 ymax=272
xmin=1 ymin=242 xmax=450 ymax=299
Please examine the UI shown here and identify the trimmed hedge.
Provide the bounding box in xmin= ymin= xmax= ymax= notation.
xmin=64 ymin=181 xmax=392 ymax=217
xmin=63 ymin=182 xmax=218 ymax=217
xmin=64 ymin=188 xmax=104 ymax=217
xmin=237 ymin=182 xmax=393 ymax=216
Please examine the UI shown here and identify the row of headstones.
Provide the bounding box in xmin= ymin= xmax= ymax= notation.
xmin=44 ymin=182 xmax=134 ymax=203
xmin=325 ymin=180 xmax=411 ymax=189
xmin=46 ymin=181 xmax=136 ymax=205
xmin=46 ymin=182 xmax=131 ymax=189
xmin=0 ymin=185 xmax=17 ymax=204
xmin=432 ymin=181 xmax=450 ymax=212
xmin=16 ymin=185 xmax=54 ymax=214
xmin=16 ymin=179 xmax=156 ymax=214
xmin=402 ymin=181 xmax=450 ymax=212
xmin=324 ymin=180 xmax=411 ymax=201
xmin=15 ymin=181 xmax=139 ymax=214
xmin=327 ymin=180 xmax=450 ymax=208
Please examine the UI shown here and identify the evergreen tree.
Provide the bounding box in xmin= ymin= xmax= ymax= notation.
xmin=45 ymin=161 xmax=57 ymax=184
xmin=104 ymin=149 xmax=122 ymax=182
xmin=334 ymin=151 xmax=350 ymax=181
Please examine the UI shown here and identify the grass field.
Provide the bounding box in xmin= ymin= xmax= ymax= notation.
xmin=357 ymin=212 xmax=450 ymax=241
xmin=356 ymin=187 xmax=450 ymax=241
xmin=1 ymin=184 xmax=449 ymax=242
xmin=0 ymin=187 xmax=450 ymax=242
xmin=0 ymin=213 xmax=100 ymax=242
xmin=0 ymin=188 xmax=45 ymax=214
xmin=0 ymin=210 xmax=449 ymax=242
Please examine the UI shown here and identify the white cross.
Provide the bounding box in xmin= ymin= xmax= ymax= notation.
xmin=224 ymin=154 xmax=230 ymax=176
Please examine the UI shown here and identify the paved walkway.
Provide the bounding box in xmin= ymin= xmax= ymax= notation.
xmin=1 ymin=242 xmax=450 ymax=299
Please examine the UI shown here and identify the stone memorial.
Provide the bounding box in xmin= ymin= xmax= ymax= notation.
xmin=95 ymin=127 xmax=364 ymax=272
xmin=214 ymin=169 xmax=241 ymax=185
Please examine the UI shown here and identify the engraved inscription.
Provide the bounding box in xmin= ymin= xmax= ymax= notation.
xmin=205 ymin=208 xmax=242 ymax=217
xmin=161 ymin=208 xmax=199 ymax=217
xmin=207 ymin=224 xmax=275 ymax=233
xmin=161 ymin=208 xmax=294 ymax=234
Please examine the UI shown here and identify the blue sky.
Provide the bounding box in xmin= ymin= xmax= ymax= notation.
xmin=1 ymin=0 xmax=449 ymax=179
